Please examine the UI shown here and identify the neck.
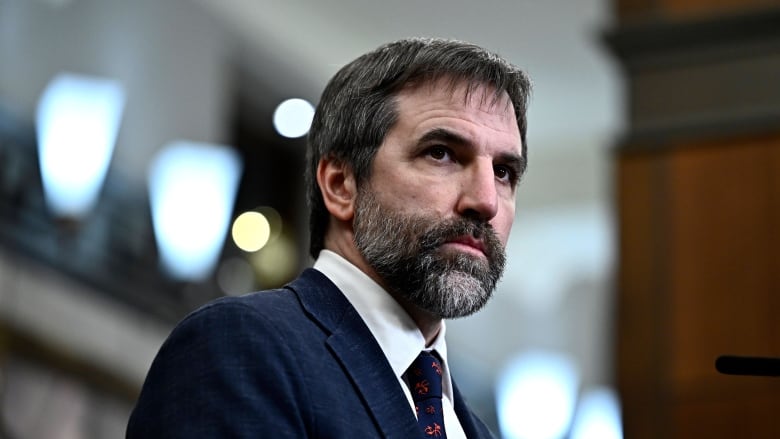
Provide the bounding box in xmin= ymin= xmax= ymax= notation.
xmin=394 ymin=295 xmax=444 ymax=346
xmin=323 ymin=233 xmax=444 ymax=345
xmin=354 ymin=256 xmax=445 ymax=345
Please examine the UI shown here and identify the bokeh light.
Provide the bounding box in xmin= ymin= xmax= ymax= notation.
xmin=272 ymin=98 xmax=314 ymax=138
xmin=255 ymin=206 xmax=283 ymax=242
xmin=148 ymin=141 xmax=242 ymax=281
xmin=570 ymin=387 xmax=623 ymax=439
xmin=35 ymin=73 xmax=125 ymax=218
xmin=216 ymin=257 xmax=256 ymax=296
xmin=231 ymin=211 xmax=271 ymax=252
xmin=497 ymin=351 xmax=580 ymax=439
xmin=249 ymin=231 xmax=297 ymax=287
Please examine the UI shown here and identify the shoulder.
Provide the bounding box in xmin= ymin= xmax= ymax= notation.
xmin=127 ymin=284 xmax=324 ymax=436
xmin=185 ymin=288 xmax=301 ymax=327
xmin=167 ymin=287 xmax=321 ymax=361
xmin=176 ymin=268 xmax=339 ymax=336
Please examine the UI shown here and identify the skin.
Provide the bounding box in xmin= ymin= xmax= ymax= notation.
xmin=318 ymin=78 xmax=524 ymax=345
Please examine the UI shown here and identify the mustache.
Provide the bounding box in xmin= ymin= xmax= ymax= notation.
xmin=418 ymin=219 xmax=500 ymax=254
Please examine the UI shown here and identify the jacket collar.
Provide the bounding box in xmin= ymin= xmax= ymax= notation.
xmin=287 ymin=269 xmax=421 ymax=439
xmin=287 ymin=268 xmax=494 ymax=439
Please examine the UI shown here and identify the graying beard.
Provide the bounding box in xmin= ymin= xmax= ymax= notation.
xmin=354 ymin=193 xmax=501 ymax=319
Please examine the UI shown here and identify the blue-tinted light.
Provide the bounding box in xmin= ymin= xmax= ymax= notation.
xmin=148 ymin=141 xmax=242 ymax=281
xmin=570 ymin=387 xmax=623 ymax=439
xmin=497 ymin=351 xmax=580 ymax=439
xmin=35 ymin=73 xmax=125 ymax=218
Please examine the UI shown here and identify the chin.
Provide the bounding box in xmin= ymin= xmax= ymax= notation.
xmin=428 ymin=271 xmax=493 ymax=319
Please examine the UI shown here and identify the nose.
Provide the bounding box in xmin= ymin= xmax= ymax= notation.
xmin=456 ymin=160 xmax=498 ymax=221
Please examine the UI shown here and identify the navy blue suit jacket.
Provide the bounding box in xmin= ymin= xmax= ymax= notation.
xmin=127 ymin=268 xmax=495 ymax=438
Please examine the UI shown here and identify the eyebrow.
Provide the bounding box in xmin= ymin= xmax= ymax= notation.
xmin=417 ymin=127 xmax=527 ymax=179
xmin=418 ymin=127 xmax=470 ymax=147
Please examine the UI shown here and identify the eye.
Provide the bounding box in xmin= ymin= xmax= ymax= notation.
xmin=427 ymin=145 xmax=452 ymax=161
xmin=494 ymin=164 xmax=515 ymax=184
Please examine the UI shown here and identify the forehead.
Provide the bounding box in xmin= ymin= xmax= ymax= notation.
xmin=391 ymin=78 xmax=521 ymax=150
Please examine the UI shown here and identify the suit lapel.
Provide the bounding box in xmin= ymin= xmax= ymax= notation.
xmin=327 ymin=309 xmax=422 ymax=439
xmin=288 ymin=269 xmax=421 ymax=439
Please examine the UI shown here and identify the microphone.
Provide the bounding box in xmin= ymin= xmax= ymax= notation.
xmin=715 ymin=355 xmax=780 ymax=377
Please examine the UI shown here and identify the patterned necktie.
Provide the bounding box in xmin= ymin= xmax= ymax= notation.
xmin=407 ymin=351 xmax=447 ymax=438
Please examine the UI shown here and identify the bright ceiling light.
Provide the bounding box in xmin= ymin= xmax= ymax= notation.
xmin=497 ymin=351 xmax=580 ymax=439
xmin=35 ymin=73 xmax=125 ymax=218
xmin=272 ymin=98 xmax=314 ymax=138
xmin=148 ymin=141 xmax=243 ymax=281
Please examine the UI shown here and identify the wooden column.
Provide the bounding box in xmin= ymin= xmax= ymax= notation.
xmin=606 ymin=3 xmax=780 ymax=437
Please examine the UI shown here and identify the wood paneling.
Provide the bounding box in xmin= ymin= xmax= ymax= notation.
xmin=609 ymin=3 xmax=780 ymax=436
xmin=616 ymin=134 xmax=780 ymax=438
xmin=616 ymin=150 xmax=673 ymax=438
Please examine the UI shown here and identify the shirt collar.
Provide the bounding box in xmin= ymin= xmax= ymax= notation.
xmin=313 ymin=250 xmax=453 ymax=399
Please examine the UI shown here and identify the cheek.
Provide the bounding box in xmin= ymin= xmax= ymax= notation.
xmin=397 ymin=179 xmax=452 ymax=210
xmin=494 ymin=205 xmax=516 ymax=244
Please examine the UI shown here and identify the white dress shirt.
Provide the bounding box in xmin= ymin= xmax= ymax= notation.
xmin=314 ymin=250 xmax=467 ymax=439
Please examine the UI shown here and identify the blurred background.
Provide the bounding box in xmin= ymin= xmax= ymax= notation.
xmin=0 ymin=0 xmax=778 ymax=438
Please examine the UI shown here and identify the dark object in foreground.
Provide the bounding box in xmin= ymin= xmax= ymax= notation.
xmin=715 ymin=355 xmax=780 ymax=377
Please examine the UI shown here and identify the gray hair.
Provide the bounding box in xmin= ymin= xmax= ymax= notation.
xmin=306 ymin=37 xmax=532 ymax=258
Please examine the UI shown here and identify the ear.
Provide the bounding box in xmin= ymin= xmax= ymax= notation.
xmin=316 ymin=157 xmax=357 ymax=222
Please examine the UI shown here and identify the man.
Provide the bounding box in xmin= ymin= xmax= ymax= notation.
xmin=127 ymin=37 xmax=530 ymax=438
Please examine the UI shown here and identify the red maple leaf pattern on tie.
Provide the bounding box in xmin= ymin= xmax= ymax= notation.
xmin=415 ymin=380 xmax=430 ymax=395
xmin=408 ymin=352 xmax=446 ymax=438
xmin=425 ymin=423 xmax=443 ymax=436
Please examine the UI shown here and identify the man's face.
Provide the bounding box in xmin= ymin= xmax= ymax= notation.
xmin=353 ymin=79 xmax=523 ymax=319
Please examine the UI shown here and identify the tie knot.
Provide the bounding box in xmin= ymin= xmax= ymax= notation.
xmin=408 ymin=351 xmax=443 ymax=401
